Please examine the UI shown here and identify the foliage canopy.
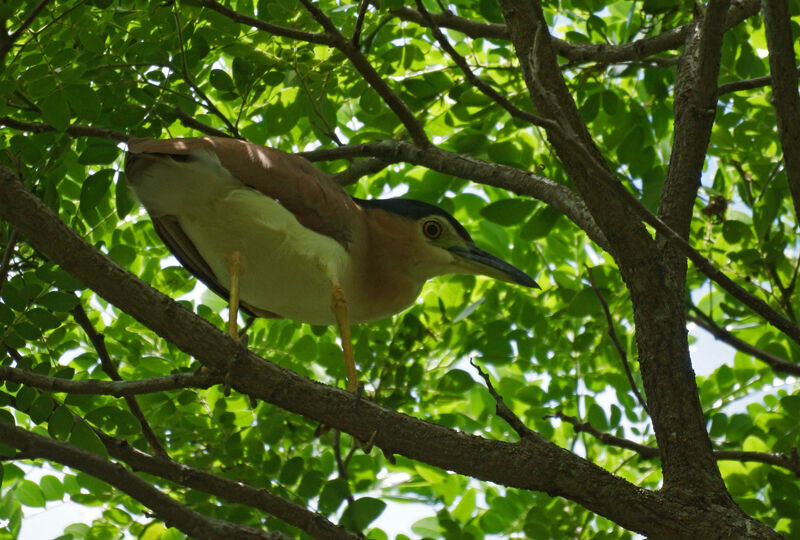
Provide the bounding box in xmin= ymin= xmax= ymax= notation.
xmin=0 ymin=0 xmax=799 ymax=539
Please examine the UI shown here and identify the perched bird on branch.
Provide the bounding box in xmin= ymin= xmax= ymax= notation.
xmin=125 ymin=136 xmax=538 ymax=393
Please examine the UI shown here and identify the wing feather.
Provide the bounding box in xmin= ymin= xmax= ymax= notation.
xmin=127 ymin=137 xmax=357 ymax=247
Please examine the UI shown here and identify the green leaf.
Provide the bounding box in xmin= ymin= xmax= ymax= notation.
xmin=480 ymin=199 xmax=536 ymax=226
xmin=40 ymin=90 xmax=71 ymax=131
xmin=319 ymin=478 xmax=349 ymax=515
xmin=15 ymin=480 xmax=46 ymax=508
xmin=80 ymin=169 xmax=114 ymax=218
xmin=40 ymin=475 xmax=65 ymax=501
xmin=64 ymin=85 xmax=102 ymax=122
xmin=520 ymin=207 xmax=562 ymax=240
xmin=340 ymin=497 xmax=387 ymax=532
xmin=48 ymin=406 xmax=75 ymax=440
xmin=209 ymin=69 xmax=235 ymax=92
xmin=69 ymin=420 xmax=108 ymax=457
xmin=37 ymin=291 xmax=79 ymax=312
xmin=278 ymin=456 xmax=304 ymax=485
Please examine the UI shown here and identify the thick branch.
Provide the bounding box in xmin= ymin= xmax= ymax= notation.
xmin=0 ymin=165 xmax=737 ymax=539
xmin=0 ymin=423 xmax=285 ymax=540
xmin=299 ymin=140 xmax=609 ymax=250
xmin=390 ymin=1 xmax=759 ymax=64
xmin=659 ymin=1 xmax=730 ymax=239
xmin=762 ymin=0 xmax=800 ymax=221
xmin=495 ymin=0 xmax=728 ymax=501
xmin=99 ymin=435 xmax=357 ymax=540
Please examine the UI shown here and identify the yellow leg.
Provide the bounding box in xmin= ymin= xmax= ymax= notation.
xmin=227 ymin=251 xmax=242 ymax=343
xmin=330 ymin=284 xmax=358 ymax=393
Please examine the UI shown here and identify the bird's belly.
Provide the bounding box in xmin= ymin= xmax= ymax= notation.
xmin=179 ymin=187 xmax=349 ymax=326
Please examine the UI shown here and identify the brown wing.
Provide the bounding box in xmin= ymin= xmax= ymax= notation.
xmin=127 ymin=136 xmax=358 ymax=247
xmin=151 ymin=216 xmax=280 ymax=319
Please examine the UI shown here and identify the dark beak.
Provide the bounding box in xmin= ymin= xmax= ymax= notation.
xmin=448 ymin=245 xmax=540 ymax=289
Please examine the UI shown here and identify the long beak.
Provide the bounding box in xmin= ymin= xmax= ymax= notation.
xmin=448 ymin=245 xmax=540 ymax=289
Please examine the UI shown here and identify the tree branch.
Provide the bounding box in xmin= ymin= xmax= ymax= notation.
xmin=0 ymin=164 xmax=716 ymax=539
xmin=494 ymin=0 xmax=729 ymax=500
xmin=98 ymin=434 xmax=357 ymax=540
xmin=762 ymin=0 xmax=800 ymax=222
xmin=586 ymin=266 xmax=649 ymax=413
xmin=658 ymin=1 xmax=730 ymax=239
xmin=688 ymin=310 xmax=800 ymax=376
xmin=0 ymin=0 xmax=51 ymax=59
xmin=173 ymin=9 xmax=239 ymax=137
xmin=172 ymin=106 xmax=234 ymax=138
xmin=389 ymin=0 xmax=759 ymax=64
xmin=299 ymin=140 xmax=609 ymax=250
xmin=71 ymin=303 xmax=169 ymax=457
xmin=0 ymin=116 xmax=129 ymax=142
xmin=0 ymin=365 xmax=222 ymax=396
xmin=197 ymin=0 xmax=334 ymax=45
xmin=332 ymin=157 xmax=391 ymax=186
xmin=0 ymin=423 xmax=287 ymax=540
xmin=550 ymin=412 xmax=800 ymax=475
xmin=296 ymin=0 xmax=430 ymax=146
xmin=413 ymin=0 xmax=556 ymax=129
xmin=471 ymin=360 xmax=542 ymax=442
xmin=717 ymin=66 xmax=800 ymax=96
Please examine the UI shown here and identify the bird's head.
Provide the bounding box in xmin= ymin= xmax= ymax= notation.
xmin=356 ymin=198 xmax=539 ymax=289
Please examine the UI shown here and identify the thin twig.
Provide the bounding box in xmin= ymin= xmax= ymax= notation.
xmin=199 ymin=0 xmax=334 ymax=45
xmin=0 ymin=228 xmax=18 ymax=295
xmin=549 ymin=412 xmax=800 ymax=475
xmin=173 ymin=107 xmax=235 ymax=139
xmin=296 ymin=0 xmax=430 ymax=147
xmin=0 ymin=116 xmax=128 ymax=141
xmin=414 ymin=0 xmax=556 ymax=130
xmin=0 ymin=0 xmax=51 ymax=59
xmin=71 ymin=304 xmax=169 ymax=458
xmin=173 ymin=10 xmax=239 ymax=137
xmin=585 ymin=266 xmax=649 ymax=413
xmin=332 ymin=158 xmax=391 ymax=186
xmin=332 ymin=430 xmax=356 ymax=505
xmin=471 ymin=359 xmax=541 ymax=442
xmin=717 ymin=66 xmax=800 ymax=96
xmin=351 ymin=0 xmax=369 ymax=46
xmin=688 ymin=309 xmax=800 ymax=376
xmin=0 ymin=364 xmax=222 ymax=396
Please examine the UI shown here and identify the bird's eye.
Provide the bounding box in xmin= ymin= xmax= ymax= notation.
xmin=422 ymin=220 xmax=443 ymax=239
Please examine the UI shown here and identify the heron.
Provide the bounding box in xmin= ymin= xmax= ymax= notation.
xmin=125 ymin=136 xmax=538 ymax=393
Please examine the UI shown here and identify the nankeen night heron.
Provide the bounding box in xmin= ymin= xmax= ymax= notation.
xmin=124 ymin=136 xmax=538 ymax=393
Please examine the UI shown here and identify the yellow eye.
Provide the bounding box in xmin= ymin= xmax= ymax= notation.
xmin=422 ymin=220 xmax=443 ymax=239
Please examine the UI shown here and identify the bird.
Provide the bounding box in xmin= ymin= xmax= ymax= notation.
xmin=124 ymin=136 xmax=539 ymax=394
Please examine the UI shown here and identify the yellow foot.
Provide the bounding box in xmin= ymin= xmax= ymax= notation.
xmin=330 ymin=284 xmax=358 ymax=393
